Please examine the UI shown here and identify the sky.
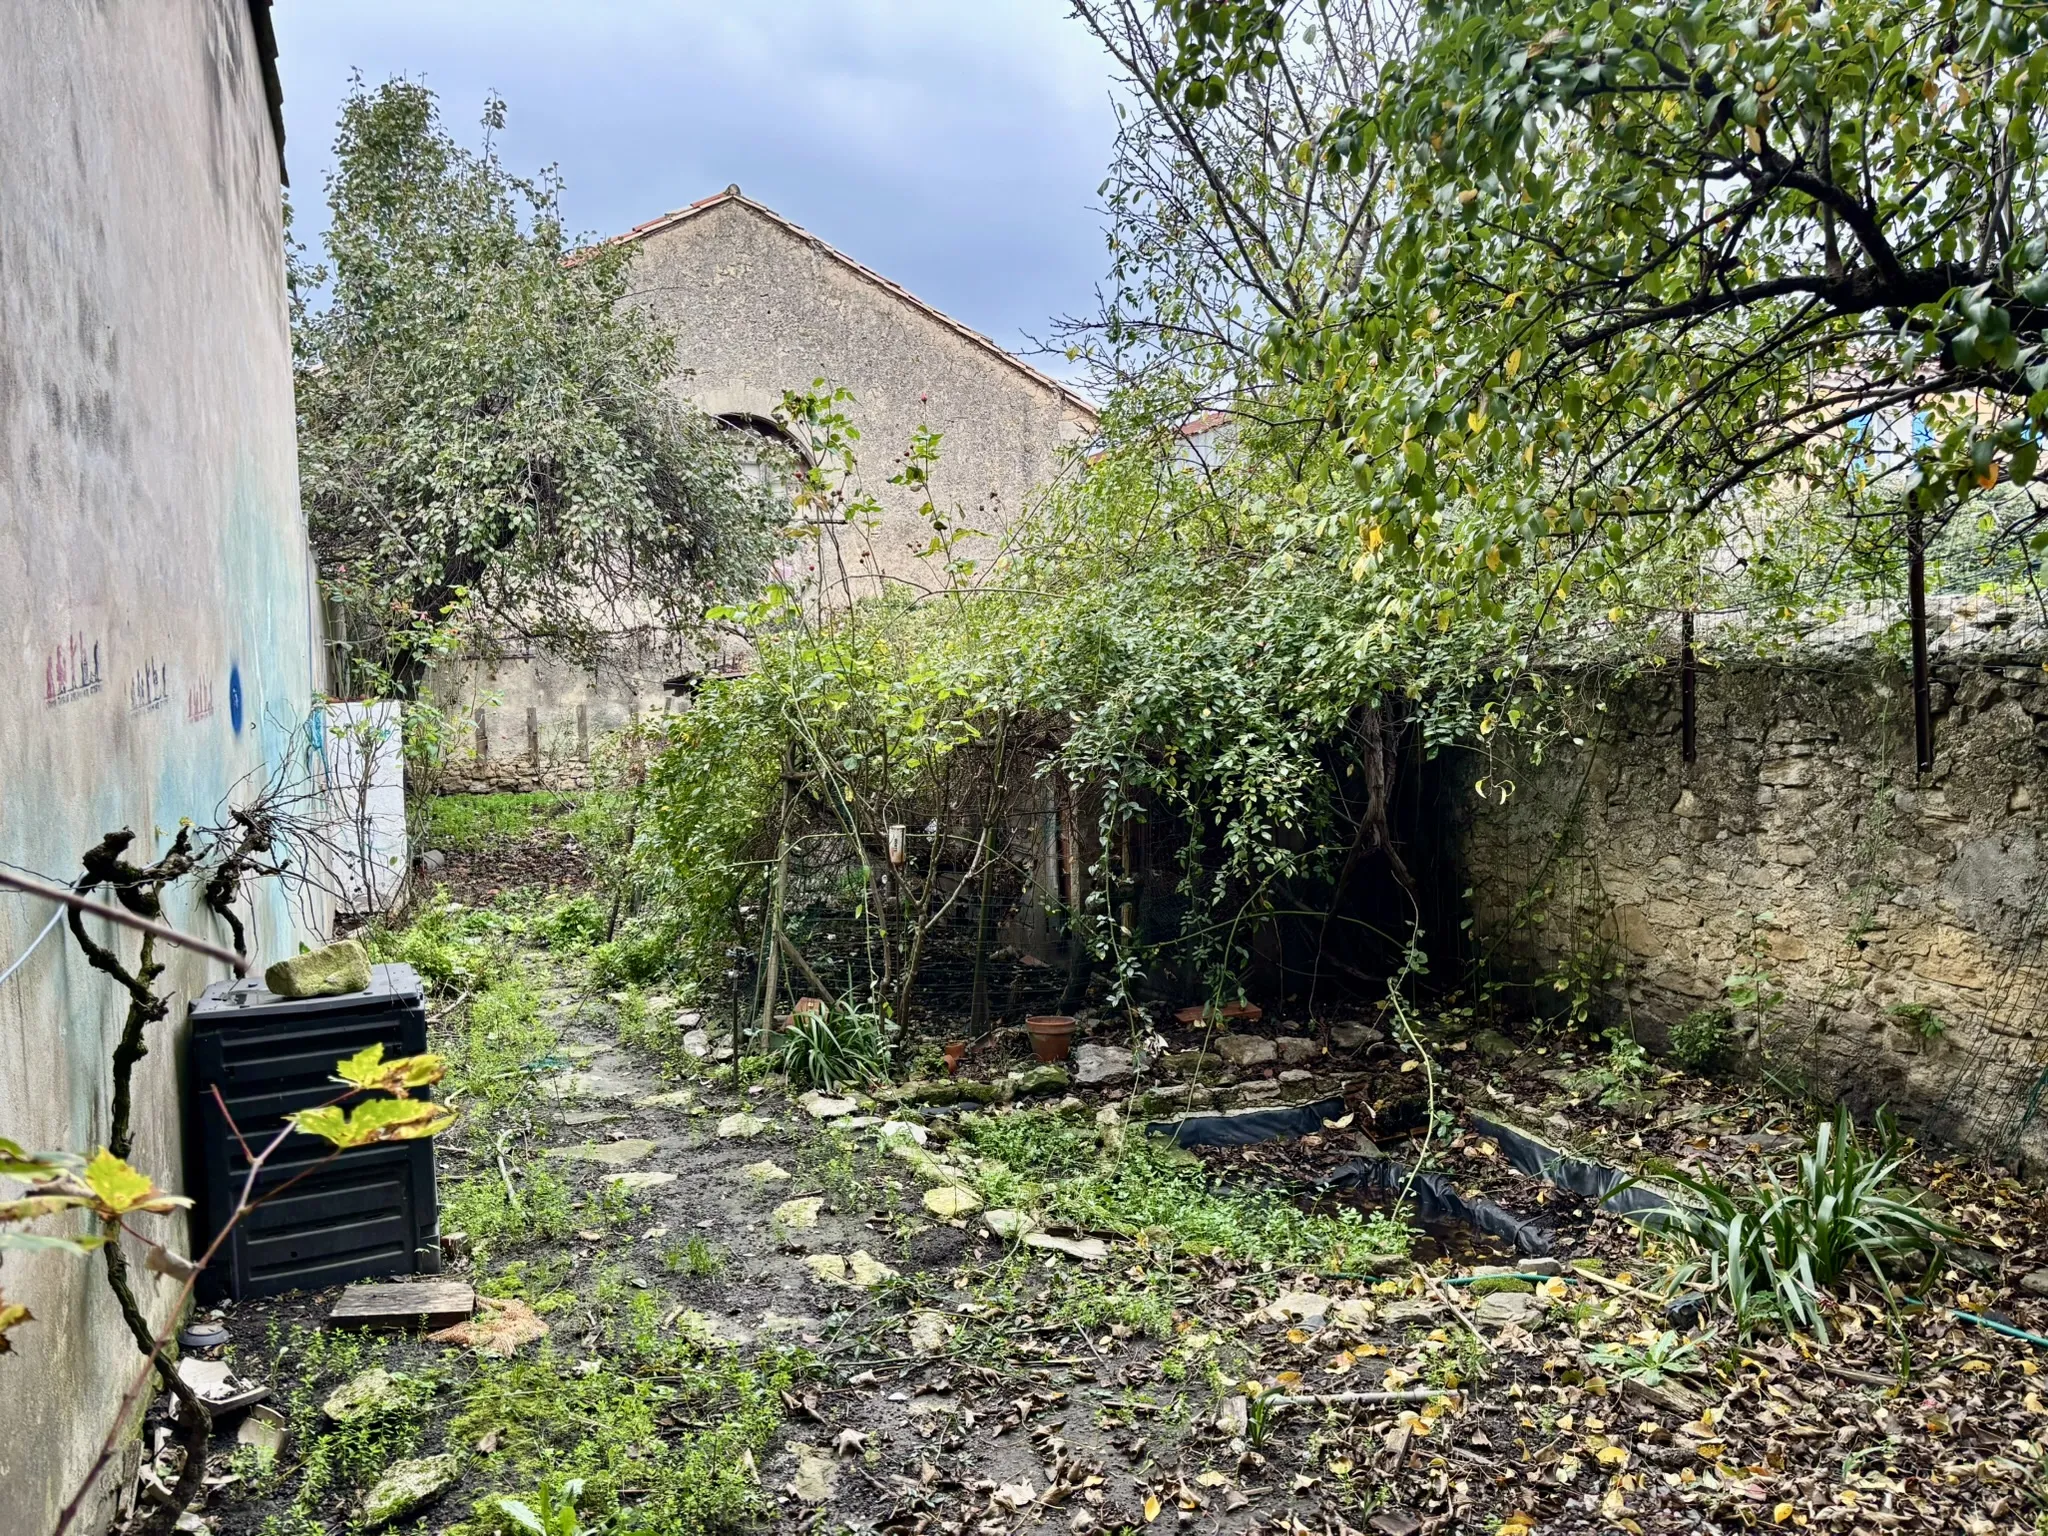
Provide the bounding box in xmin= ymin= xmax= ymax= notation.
xmin=272 ymin=1 xmax=1121 ymax=371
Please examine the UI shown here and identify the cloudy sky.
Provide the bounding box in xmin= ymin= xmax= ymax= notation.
xmin=272 ymin=2 xmax=1121 ymax=368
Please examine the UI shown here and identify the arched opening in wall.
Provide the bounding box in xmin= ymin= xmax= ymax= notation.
xmin=715 ymin=412 xmax=811 ymax=488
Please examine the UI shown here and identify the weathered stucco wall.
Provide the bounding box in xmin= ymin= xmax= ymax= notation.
xmin=1457 ymin=602 xmax=2048 ymax=1168
xmin=0 ymin=3 xmax=319 ymax=1528
xmin=433 ymin=191 xmax=1098 ymax=786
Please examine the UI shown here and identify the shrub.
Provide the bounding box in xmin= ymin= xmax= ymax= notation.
xmin=1670 ymin=1008 xmax=1732 ymax=1071
xmin=1657 ymin=1106 xmax=1957 ymax=1340
xmin=774 ymin=1004 xmax=888 ymax=1093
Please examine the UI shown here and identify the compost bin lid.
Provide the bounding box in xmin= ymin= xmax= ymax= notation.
xmin=189 ymin=963 xmax=424 ymax=1025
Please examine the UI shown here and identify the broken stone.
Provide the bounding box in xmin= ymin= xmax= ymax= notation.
xmin=1330 ymin=1022 xmax=1383 ymax=1051
xmin=235 ymin=1405 xmax=288 ymax=1466
xmin=1380 ymin=1298 xmax=1443 ymax=1326
xmin=263 ymin=939 xmax=371 ymax=999
xmin=681 ymin=1028 xmax=711 ymax=1058
xmin=2021 ymin=1269 xmax=2048 ymax=1298
xmin=773 ymin=1197 xmax=825 ymax=1233
xmin=741 ymin=1160 xmax=792 ymax=1187
xmin=606 ymin=1170 xmax=677 ymax=1192
xmin=759 ymin=1310 xmax=820 ymax=1336
xmin=983 ymin=1208 xmax=1039 ymax=1240
xmin=1214 ymin=1034 xmax=1276 ymax=1068
xmin=788 ymin=1444 xmax=836 ymax=1504
xmin=716 ymin=1112 xmax=770 ymax=1139
xmin=174 ymin=1358 xmax=269 ymax=1413
xmin=799 ymin=1090 xmax=857 ymax=1119
xmin=545 ymin=1138 xmax=659 ymax=1168
xmin=635 ymin=1088 xmax=695 ymax=1109
xmin=1023 ymin=1231 xmax=1109 ymax=1262
xmin=1214 ymin=1396 xmax=1249 ymax=1437
xmin=1467 ymin=1028 xmax=1518 ymax=1063
xmin=1474 ymin=1289 xmax=1545 ymax=1327
xmin=1264 ymin=1291 xmax=1332 ymax=1325
xmin=362 ymin=1453 xmax=461 ymax=1529
xmin=907 ymin=1310 xmax=952 ymax=1354
xmin=1273 ymin=1036 xmax=1321 ymax=1066
xmin=922 ymin=1186 xmax=982 ymax=1219
xmin=1012 ymin=1063 xmax=1072 ymax=1095
xmin=1072 ymin=1044 xmax=1133 ymax=1086
xmin=876 ymin=1119 xmax=928 ymax=1147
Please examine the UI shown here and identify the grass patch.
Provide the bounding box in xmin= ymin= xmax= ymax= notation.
xmin=426 ymin=792 xmax=582 ymax=854
xmin=1046 ymin=1138 xmax=1410 ymax=1269
xmin=447 ymin=1340 xmax=807 ymax=1535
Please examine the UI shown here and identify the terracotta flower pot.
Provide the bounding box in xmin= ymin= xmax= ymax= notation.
xmin=943 ymin=1040 xmax=968 ymax=1077
xmin=1024 ymin=1014 xmax=1077 ymax=1064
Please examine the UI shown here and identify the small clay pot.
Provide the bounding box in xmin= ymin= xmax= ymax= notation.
xmin=943 ymin=1040 xmax=968 ymax=1076
xmin=1024 ymin=1014 xmax=1077 ymax=1063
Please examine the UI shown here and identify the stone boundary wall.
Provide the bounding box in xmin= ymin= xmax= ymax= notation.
xmin=1454 ymin=601 xmax=2048 ymax=1167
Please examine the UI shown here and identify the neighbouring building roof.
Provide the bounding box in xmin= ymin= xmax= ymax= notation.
xmin=607 ymin=187 xmax=1100 ymax=422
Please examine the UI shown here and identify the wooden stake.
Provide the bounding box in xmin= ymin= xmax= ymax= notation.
xmin=1680 ymin=609 xmax=1697 ymax=765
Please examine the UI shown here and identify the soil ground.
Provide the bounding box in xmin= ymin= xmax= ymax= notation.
xmin=150 ymin=815 xmax=2048 ymax=1536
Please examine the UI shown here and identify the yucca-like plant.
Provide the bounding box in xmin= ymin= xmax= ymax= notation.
xmin=1658 ymin=1107 xmax=1957 ymax=1341
xmin=775 ymin=1003 xmax=889 ymax=1093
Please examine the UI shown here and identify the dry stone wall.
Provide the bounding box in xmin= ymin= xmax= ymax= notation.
xmin=1455 ymin=601 xmax=2048 ymax=1166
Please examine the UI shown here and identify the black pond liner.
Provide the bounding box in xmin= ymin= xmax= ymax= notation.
xmin=1467 ymin=1112 xmax=1680 ymax=1228
xmin=1142 ymin=1096 xmax=1555 ymax=1256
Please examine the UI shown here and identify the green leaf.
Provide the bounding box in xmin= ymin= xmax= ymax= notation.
xmin=288 ymin=1097 xmax=457 ymax=1149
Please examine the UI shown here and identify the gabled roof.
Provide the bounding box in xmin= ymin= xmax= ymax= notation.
xmin=607 ymin=187 xmax=1099 ymax=421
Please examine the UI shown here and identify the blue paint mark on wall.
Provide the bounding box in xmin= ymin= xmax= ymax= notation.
xmin=228 ymin=663 xmax=244 ymax=733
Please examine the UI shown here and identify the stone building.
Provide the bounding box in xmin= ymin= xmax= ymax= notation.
xmin=0 ymin=3 xmax=329 ymax=1528
xmin=439 ymin=187 xmax=1098 ymax=791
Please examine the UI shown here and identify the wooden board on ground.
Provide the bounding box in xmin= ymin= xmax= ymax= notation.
xmin=327 ymin=1279 xmax=476 ymax=1332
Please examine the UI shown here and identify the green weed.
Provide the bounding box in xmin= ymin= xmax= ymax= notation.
xmin=427 ymin=792 xmax=581 ymax=853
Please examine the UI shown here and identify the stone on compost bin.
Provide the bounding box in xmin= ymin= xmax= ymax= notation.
xmin=263 ymin=939 xmax=372 ymax=999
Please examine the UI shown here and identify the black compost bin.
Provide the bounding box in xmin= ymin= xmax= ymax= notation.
xmin=186 ymin=963 xmax=441 ymax=1301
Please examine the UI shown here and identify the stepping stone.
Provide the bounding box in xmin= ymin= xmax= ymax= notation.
xmin=545 ymin=1138 xmax=659 ymax=1168
xmin=362 ymin=1453 xmax=460 ymax=1529
xmin=606 ymin=1170 xmax=678 ymax=1192
xmin=1474 ymin=1290 xmax=1545 ymax=1327
xmin=877 ymin=1120 xmax=928 ymax=1148
xmin=741 ymin=1160 xmax=791 ymax=1187
xmin=557 ymin=1043 xmax=602 ymax=1062
xmin=983 ymin=1208 xmax=1038 ymax=1240
xmin=773 ymin=1197 xmax=824 ymax=1233
xmin=788 ymin=1444 xmax=836 ymax=1504
xmin=328 ymin=1280 xmax=476 ymax=1333
xmin=717 ymin=1112 xmax=770 ymax=1139
xmin=1072 ymin=1045 xmax=1131 ymax=1086
xmin=799 ymin=1091 xmax=857 ymax=1119
xmin=923 ymin=1186 xmax=982 ymax=1219
xmin=1023 ymin=1232 xmax=1108 ymax=1262
xmin=562 ymin=1109 xmax=625 ymax=1126
xmin=759 ymin=1310 xmax=822 ymax=1336
xmin=803 ymin=1250 xmax=899 ymax=1288
xmin=636 ymin=1089 xmax=695 ymax=1109
xmin=907 ymin=1310 xmax=952 ymax=1355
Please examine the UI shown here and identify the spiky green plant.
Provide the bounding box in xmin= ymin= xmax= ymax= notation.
xmin=1657 ymin=1107 xmax=1957 ymax=1340
xmin=774 ymin=1003 xmax=888 ymax=1093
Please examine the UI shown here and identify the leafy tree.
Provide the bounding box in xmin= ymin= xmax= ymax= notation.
xmin=294 ymin=79 xmax=779 ymax=691
xmin=1150 ymin=0 xmax=2048 ymax=630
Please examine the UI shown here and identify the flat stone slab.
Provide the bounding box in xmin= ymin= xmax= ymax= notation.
xmin=804 ymin=1250 xmax=899 ymax=1288
xmin=740 ymin=1160 xmax=792 ymax=1187
xmin=606 ymin=1170 xmax=678 ymax=1192
xmin=328 ymin=1280 xmax=476 ymax=1333
xmin=321 ymin=1368 xmax=418 ymax=1423
xmin=799 ymin=1090 xmax=858 ymax=1119
xmin=1215 ymin=1035 xmax=1277 ymax=1068
xmin=1023 ymin=1232 xmax=1109 ymax=1262
xmin=773 ymin=1197 xmax=824 ymax=1232
xmin=636 ymin=1089 xmax=695 ymax=1109
xmin=922 ymin=1186 xmax=982 ymax=1219
xmin=545 ymin=1138 xmax=659 ymax=1168
xmin=717 ymin=1112 xmax=771 ymax=1139
xmin=984 ymin=1208 xmax=1039 ymax=1240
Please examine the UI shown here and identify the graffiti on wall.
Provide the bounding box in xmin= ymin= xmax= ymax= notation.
xmin=128 ymin=659 xmax=171 ymax=715
xmin=187 ymin=679 xmax=216 ymax=722
xmin=44 ymin=633 xmax=104 ymax=706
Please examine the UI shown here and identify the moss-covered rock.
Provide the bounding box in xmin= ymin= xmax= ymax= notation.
xmin=264 ymin=938 xmax=372 ymax=999
xmin=361 ymin=1454 xmax=460 ymax=1528
xmin=1466 ymin=1276 xmax=1536 ymax=1296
